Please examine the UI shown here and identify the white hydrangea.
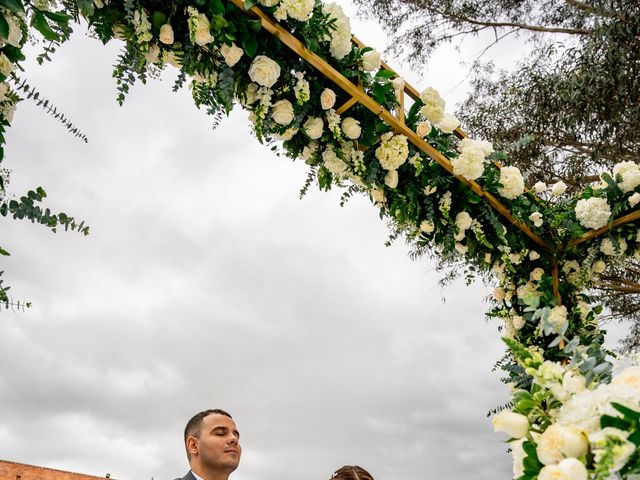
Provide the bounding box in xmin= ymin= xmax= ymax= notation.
xmin=575 ymin=197 xmax=611 ymax=230
xmin=498 ymin=166 xmax=525 ymax=200
xmin=375 ymin=132 xmax=409 ymax=170
xmin=322 ymin=146 xmax=348 ymax=178
xmin=451 ymin=138 xmax=489 ymax=181
xmin=600 ymin=237 xmax=627 ymax=256
xmin=613 ymin=161 xmax=640 ymax=193
xmin=419 ymin=87 xmax=445 ymax=124
xmin=321 ymin=3 xmax=352 ymax=60
xmin=274 ymin=0 xmax=315 ymax=21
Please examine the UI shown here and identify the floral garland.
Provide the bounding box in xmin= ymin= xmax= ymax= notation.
xmin=1 ymin=0 xmax=639 ymax=478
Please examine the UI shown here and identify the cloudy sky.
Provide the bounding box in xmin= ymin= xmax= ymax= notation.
xmin=0 ymin=3 xmax=630 ymax=480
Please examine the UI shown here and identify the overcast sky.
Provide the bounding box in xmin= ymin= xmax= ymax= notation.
xmin=0 ymin=3 xmax=630 ymax=480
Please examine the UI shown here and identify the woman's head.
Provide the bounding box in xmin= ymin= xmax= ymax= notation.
xmin=330 ymin=465 xmax=375 ymax=480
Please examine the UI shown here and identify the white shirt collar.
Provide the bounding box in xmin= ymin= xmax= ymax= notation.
xmin=191 ymin=471 xmax=205 ymax=480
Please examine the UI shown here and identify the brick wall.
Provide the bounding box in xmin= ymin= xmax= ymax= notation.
xmin=0 ymin=460 xmax=111 ymax=480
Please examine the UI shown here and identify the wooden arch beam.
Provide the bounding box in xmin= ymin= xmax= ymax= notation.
xmin=229 ymin=0 xmax=550 ymax=251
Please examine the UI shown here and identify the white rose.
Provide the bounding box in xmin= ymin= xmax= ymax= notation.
xmin=538 ymin=458 xmax=588 ymax=480
xmin=455 ymin=243 xmax=468 ymax=255
xmin=629 ymin=192 xmax=640 ymax=207
xmin=248 ymin=55 xmax=281 ymax=88
xmin=534 ymin=181 xmax=547 ymax=193
xmin=145 ymin=43 xmax=160 ymax=63
xmin=320 ymin=88 xmax=336 ymax=110
xmin=220 ymin=43 xmax=244 ymax=67
xmin=0 ymin=54 xmax=14 ymax=77
xmin=493 ymin=287 xmax=506 ymax=302
xmin=591 ymin=260 xmax=605 ymax=273
xmin=271 ymin=99 xmax=294 ymax=125
xmin=159 ymin=23 xmax=174 ymax=44
xmin=562 ymin=371 xmax=586 ymax=395
xmin=435 ymin=113 xmax=460 ymax=134
xmin=513 ymin=315 xmax=525 ymax=330
xmin=303 ymin=117 xmax=323 ymax=139
xmin=491 ymin=411 xmax=529 ymax=439
xmin=371 ymin=187 xmax=386 ymax=206
xmin=416 ymin=121 xmax=431 ymax=138
xmin=530 ymin=268 xmax=544 ymax=282
xmin=384 ymin=169 xmax=398 ymax=189
xmin=600 ymin=237 xmax=627 ymax=256
xmin=341 ymin=117 xmax=361 ymax=139
xmin=391 ymin=76 xmax=405 ymax=91
xmin=530 ymin=251 xmax=540 ymax=261
xmin=420 ymin=220 xmax=434 ymax=233
xmin=1 ymin=14 xmax=22 ymax=47
xmin=536 ymin=424 xmax=588 ymax=465
xmin=612 ymin=366 xmax=640 ymax=390
xmin=362 ymin=49 xmax=381 ymax=71
xmin=529 ymin=211 xmax=543 ymax=227
xmin=551 ymin=180 xmax=567 ymax=196
xmin=193 ymin=13 xmax=214 ymax=46
xmin=455 ymin=211 xmax=472 ymax=230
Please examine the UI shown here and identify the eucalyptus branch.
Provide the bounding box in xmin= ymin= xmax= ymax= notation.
xmin=9 ymin=75 xmax=88 ymax=143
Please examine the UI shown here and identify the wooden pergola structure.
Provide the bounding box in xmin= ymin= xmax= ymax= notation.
xmin=230 ymin=0 xmax=640 ymax=305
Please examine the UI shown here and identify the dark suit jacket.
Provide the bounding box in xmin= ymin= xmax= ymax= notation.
xmin=175 ymin=471 xmax=197 ymax=480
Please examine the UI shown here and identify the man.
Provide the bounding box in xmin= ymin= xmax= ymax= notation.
xmin=175 ymin=409 xmax=242 ymax=480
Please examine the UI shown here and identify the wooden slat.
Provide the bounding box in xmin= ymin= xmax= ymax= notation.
xmin=230 ymin=0 xmax=550 ymax=251
xmin=336 ymin=97 xmax=359 ymax=115
xmin=569 ymin=209 xmax=640 ymax=248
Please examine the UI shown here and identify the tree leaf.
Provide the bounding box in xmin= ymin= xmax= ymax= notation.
xmin=42 ymin=10 xmax=71 ymax=23
xmin=242 ymin=35 xmax=257 ymax=58
xmin=31 ymin=11 xmax=59 ymax=41
xmin=0 ymin=0 xmax=23 ymax=14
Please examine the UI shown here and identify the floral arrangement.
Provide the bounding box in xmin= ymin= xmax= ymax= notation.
xmin=0 ymin=0 xmax=639 ymax=478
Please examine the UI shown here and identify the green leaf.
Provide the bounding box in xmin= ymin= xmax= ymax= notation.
xmin=0 ymin=0 xmax=23 ymax=14
xmin=151 ymin=11 xmax=167 ymax=34
xmin=209 ymin=0 xmax=225 ymax=14
xmin=375 ymin=69 xmax=395 ymax=80
xmin=0 ymin=247 xmax=10 ymax=256
xmin=42 ymin=10 xmax=71 ymax=23
xmin=600 ymin=414 xmax=629 ymax=430
xmin=248 ymin=19 xmax=261 ymax=32
xmin=0 ymin=13 xmax=8 ymax=40
xmin=210 ymin=14 xmax=228 ymax=31
xmin=611 ymin=402 xmax=640 ymax=420
xmin=31 ymin=12 xmax=59 ymax=41
xmin=629 ymin=429 xmax=640 ymax=446
xmin=372 ymin=83 xmax=386 ymax=105
xmin=242 ymin=35 xmax=257 ymax=58
xmin=243 ymin=0 xmax=257 ymax=9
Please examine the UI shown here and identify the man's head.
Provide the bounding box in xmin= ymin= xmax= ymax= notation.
xmin=184 ymin=409 xmax=241 ymax=478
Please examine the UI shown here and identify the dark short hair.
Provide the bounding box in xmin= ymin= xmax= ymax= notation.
xmin=184 ymin=409 xmax=233 ymax=442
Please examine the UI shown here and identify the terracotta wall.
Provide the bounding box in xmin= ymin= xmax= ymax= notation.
xmin=0 ymin=460 xmax=110 ymax=480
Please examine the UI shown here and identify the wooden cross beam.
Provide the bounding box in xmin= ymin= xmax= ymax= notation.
xmin=229 ymin=0 xmax=550 ymax=252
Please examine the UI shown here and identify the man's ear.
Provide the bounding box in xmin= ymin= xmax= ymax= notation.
xmin=187 ymin=436 xmax=199 ymax=456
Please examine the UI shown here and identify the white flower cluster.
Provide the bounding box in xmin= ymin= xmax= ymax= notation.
xmin=187 ymin=7 xmax=214 ymax=46
xmin=321 ymin=3 xmax=352 ymax=60
xmin=418 ymin=87 xmax=445 ymax=124
xmin=375 ymin=133 xmax=409 ymax=171
xmin=0 ymin=11 xmax=22 ymax=47
xmin=293 ymin=71 xmax=310 ymax=104
xmin=498 ymin=166 xmax=525 ymax=200
xmin=600 ymin=237 xmax=627 ymax=256
xmin=132 ymin=9 xmax=152 ymax=44
xmin=575 ymin=197 xmax=611 ymax=230
xmin=613 ymin=161 xmax=640 ymax=193
xmin=451 ymin=138 xmax=493 ymax=181
xmin=274 ymin=0 xmax=315 ymax=22
xmin=322 ymin=145 xmax=348 ymax=178
xmin=325 ymin=109 xmax=341 ymax=138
